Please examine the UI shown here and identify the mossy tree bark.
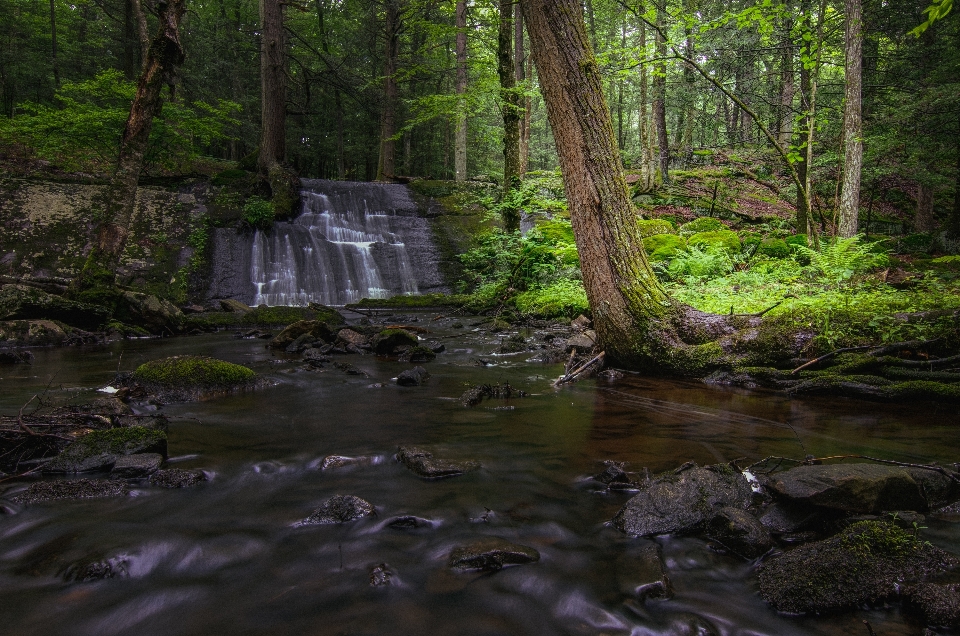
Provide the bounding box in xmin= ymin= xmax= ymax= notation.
xmin=258 ymin=0 xmax=299 ymax=218
xmin=498 ymin=0 xmax=522 ymax=229
xmin=75 ymin=0 xmax=186 ymax=291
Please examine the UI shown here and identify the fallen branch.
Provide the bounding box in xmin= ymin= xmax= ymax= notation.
xmin=554 ymin=352 xmax=605 ymax=387
xmin=791 ymin=345 xmax=875 ymax=374
xmin=17 ymin=396 xmax=39 ymax=437
xmin=868 ymin=338 xmax=941 ymax=358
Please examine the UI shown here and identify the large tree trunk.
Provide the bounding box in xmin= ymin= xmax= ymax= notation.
xmin=454 ymin=0 xmax=467 ymax=182
xmin=652 ymin=2 xmax=670 ymax=184
xmin=838 ymin=0 xmax=863 ymax=238
xmin=258 ymin=0 xmax=299 ymax=216
xmin=377 ymin=0 xmax=400 ymax=180
xmin=498 ymin=0 xmax=522 ymax=219
xmin=520 ymin=0 xmax=673 ymax=368
xmin=75 ymin=0 xmax=186 ymax=289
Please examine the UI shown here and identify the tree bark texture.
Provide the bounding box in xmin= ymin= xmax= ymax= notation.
xmin=498 ymin=0 xmax=521 ymax=213
xmin=515 ymin=3 xmax=530 ymax=176
xmin=795 ymin=0 xmax=812 ymax=234
xmin=778 ymin=11 xmax=795 ymax=150
xmin=377 ymin=0 xmax=400 ymax=180
xmin=520 ymin=0 xmax=671 ymax=367
xmin=838 ymin=0 xmax=863 ymax=238
xmin=653 ymin=2 xmax=669 ymax=183
xmin=636 ymin=6 xmax=656 ymax=193
xmin=915 ymin=183 xmax=937 ymax=233
xmin=455 ymin=0 xmax=467 ymax=182
xmin=78 ymin=0 xmax=186 ymax=287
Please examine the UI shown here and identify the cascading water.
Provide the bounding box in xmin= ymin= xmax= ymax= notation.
xmin=247 ymin=181 xmax=429 ymax=306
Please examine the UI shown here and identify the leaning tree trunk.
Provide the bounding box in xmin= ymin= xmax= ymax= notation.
xmin=838 ymin=0 xmax=863 ymax=238
xmin=74 ymin=0 xmax=186 ymax=290
xmin=498 ymin=0 xmax=522 ymax=219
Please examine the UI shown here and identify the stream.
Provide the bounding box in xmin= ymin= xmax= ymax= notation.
xmin=1 ymin=312 xmax=958 ymax=635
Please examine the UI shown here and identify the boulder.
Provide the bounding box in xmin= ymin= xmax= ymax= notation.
xmin=149 ymin=469 xmax=206 ymax=488
xmin=117 ymin=291 xmax=184 ymax=334
xmin=397 ymin=446 xmax=480 ymax=479
xmin=761 ymin=463 xmax=927 ymax=514
xmin=613 ymin=464 xmax=753 ymax=537
xmin=386 ymin=515 xmax=436 ymax=530
xmin=129 ymin=355 xmax=261 ymax=401
xmin=337 ymin=329 xmax=369 ymax=347
xmin=594 ymin=463 xmax=637 ymax=490
xmin=908 ymin=583 xmax=960 ymax=627
xmin=11 ymin=478 xmax=129 ymax=504
xmin=43 ymin=427 xmax=167 ymax=473
xmin=334 ymin=361 xmax=367 ymax=376
xmin=448 ymin=537 xmax=540 ymax=571
xmin=0 ymin=284 xmax=109 ymax=330
xmin=320 ymin=455 xmax=377 ymax=470
xmin=269 ymin=320 xmax=336 ymax=350
xmin=909 ymin=468 xmax=960 ymax=510
xmin=398 ymin=346 xmax=437 ymax=363
xmin=371 ymin=329 xmax=419 ymax=355
xmin=0 ymin=319 xmax=67 ymax=348
xmin=757 ymin=501 xmax=828 ymax=534
xmin=297 ymin=495 xmax=375 ymax=525
xmin=757 ymin=520 xmax=959 ymax=614
xmin=615 ymin=541 xmax=673 ymax=600
xmin=705 ymin=506 xmax=773 ymax=559
xmin=220 ymin=299 xmax=252 ymax=313
xmin=564 ymin=333 xmax=596 ymax=353
xmin=396 ymin=366 xmax=429 ymax=386
xmin=111 ymin=453 xmax=163 ymax=478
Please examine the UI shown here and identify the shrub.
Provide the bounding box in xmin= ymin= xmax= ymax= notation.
xmin=638 ymin=219 xmax=676 ymax=238
xmin=679 ymin=217 xmax=725 ymax=236
xmin=757 ymin=238 xmax=791 ymax=259
xmin=514 ymin=279 xmax=589 ymax=318
xmin=741 ymin=232 xmax=762 ymax=254
xmin=668 ymin=245 xmax=734 ymax=280
xmin=688 ymin=230 xmax=742 ymax=252
xmin=643 ymin=234 xmax=686 ymax=261
xmin=242 ymin=197 xmax=274 ymax=230
xmin=784 ymin=234 xmax=808 ymax=249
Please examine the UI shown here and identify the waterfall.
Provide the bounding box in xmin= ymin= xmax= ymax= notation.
xmin=250 ymin=183 xmax=423 ymax=306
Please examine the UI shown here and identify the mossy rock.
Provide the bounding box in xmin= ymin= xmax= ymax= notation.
xmin=784 ymin=234 xmax=808 ymax=249
xmin=741 ymin=232 xmax=762 ymax=253
xmin=372 ymin=328 xmax=419 ymax=355
xmin=679 ymin=217 xmax=725 ymax=236
xmin=637 ymin=219 xmax=676 ymax=238
xmin=687 ymin=230 xmax=741 ymax=253
xmin=44 ymin=426 xmax=168 ymax=473
xmin=0 ymin=319 xmax=68 ymax=347
xmin=757 ymin=238 xmax=791 ymax=259
xmin=269 ymin=320 xmax=337 ymax=349
xmin=0 ymin=284 xmax=110 ymax=331
xmin=131 ymin=355 xmax=260 ymax=401
xmin=643 ymin=234 xmax=687 ymax=261
xmin=535 ymin=220 xmax=575 ymax=243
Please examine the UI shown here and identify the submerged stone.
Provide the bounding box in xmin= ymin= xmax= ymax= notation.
xmin=613 ymin=464 xmax=753 ymax=537
xmin=396 ymin=446 xmax=479 ymax=479
xmin=369 ymin=563 xmax=393 ymax=587
xmin=43 ymin=427 xmax=167 ymax=473
xmin=396 ymin=366 xmax=429 ymax=386
xmin=372 ymin=329 xmax=419 ymax=356
xmin=398 ymin=346 xmax=437 ymax=363
xmin=298 ymin=495 xmax=375 ymax=525
xmin=705 ymin=506 xmax=773 ymax=559
xmin=320 ymin=455 xmax=376 ymax=470
xmin=448 ymin=537 xmax=540 ymax=571
xmin=757 ymin=520 xmax=959 ymax=614
xmin=615 ymin=541 xmax=673 ymax=601
xmin=11 ymin=479 xmax=129 ymax=505
xmin=386 ymin=515 xmax=435 ymax=530
xmin=761 ymin=463 xmax=927 ymax=514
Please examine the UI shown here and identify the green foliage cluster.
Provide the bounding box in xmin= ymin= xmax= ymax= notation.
xmin=242 ymin=197 xmax=275 ymax=230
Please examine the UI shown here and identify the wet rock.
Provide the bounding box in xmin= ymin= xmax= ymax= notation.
xmin=499 ymin=333 xmax=527 ymax=353
xmin=448 ymin=537 xmax=540 ymax=571
xmin=182 ymin=304 xmax=206 ymax=314
xmin=571 ymin=315 xmax=592 ymax=330
xmin=337 ymin=329 xmax=369 ymax=347
xmin=396 ymin=366 xmax=429 ymax=386
xmin=11 ymin=479 xmax=129 ymax=504
xmin=594 ymin=462 xmax=636 ymax=489
xmin=220 ymin=299 xmax=252 ymax=313
xmin=758 ymin=501 xmax=827 ymax=535
xmin=369 ymin=563 xmax=393 ymax=587
xmin=430 ymin=343 xmax=446 ymax=354
xmin=386 ymin=515 xmax=435 ymax=530
xmin=933 ymin=500 xmax=960 ymax=520
xmin=117 ymin=291 xmax=184 ymax=334
xmin=298 ymin=495 xmax=375 ymax=525
xmin=597 ymin=368 xmax=625 ymax=380
xmin=149 ymin=468 xmax=206 ymax=488
xmin=128 ymin=355 xmax=262 ymax=402
xmin=761 ymin=463 xmax=927 ymax=514
xmin=0 ymin=319 xmax=68 ymax=348
xmin=397 ymin=446 xmax=480 ymax=479
xmin=564 ymin=333 xmax=596 ymax=353
xmin=757 ymin=520 xmax=959 ymax=614
xmin=616 ymin=541 xmax=673 ymax=600
xmin=0 ymin=350 xmax=33 ymax=364
xmin=705 ymin=506 xmax=773 ymax=559
xmin=909 ymin=468 xmax=960 ymax=510
xmin=0 ymin=284 xmax=110 ymax=330
xmin=909 ymin=583 xmax=960 ymax=627
xmin=459 ymin=383 xmax=526 ymax=407
xmin=372 ymin=328 xmax=419 ymax=355
xmin=333 ymin=361 xmax=367 ymax=376
xmin=398 ymin=346 xmax=437 ymax=363
xmin=44 ymin=427 xmax=167 ymax=473
xmin=302 ymin=348 xmax=331 ymax=367
xmin=63 ymin=558 xmax=125 ymax=582
xmin=320 ymin=455 xmax=376 ymax=470
xmin=613 ymin=464 xmax=753 ymax=537
xmin=111 ymin=453 xmax=163 ymax=478
xmin=285 ymin=333 xmax=316 ymax=353
xmin=269 ymin=320 xmax=338 ymax=350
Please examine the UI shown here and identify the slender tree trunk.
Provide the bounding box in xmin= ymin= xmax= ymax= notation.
xmin=516 ymin=3 xmax=530 ymax=176
xmin=75 ymin=0 xmax=186 ymax=288
xmin=838 ymin=0 xmax=863 ymax=238
xmin=637 ymin=5 xmax=656 ymax=192
xmin=520 ymin=0 xmax=670 ymax=367
xmin=915 ymin=183 xmax=937 ymax=233
xmin=951 ymin=118 xmax=960 ymax=238
xmin=49 ymin=0 xmax=59 ymax=88
xmin=377 ymin=0 xmax=400 ymax=180
xmin=795 ymin=0 xmax=812 ymax=234
xmin=316 ymin=0 xmax=345 ymax=179
xmin=653 ymin=1 xmax=670 ymax=183
xmin=778 ymin=11 xmax=795 ymax=149
xmin=680 ymin=0 xmax=697 ymax=154
xmin=455 ymin=0 xmax=468 ymax=181
xmin=498 ymin=0 xmax=521 ymax=213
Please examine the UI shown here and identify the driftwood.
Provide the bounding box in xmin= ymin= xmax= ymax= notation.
xmin=554 ymin=352 xmax=606 ymax=387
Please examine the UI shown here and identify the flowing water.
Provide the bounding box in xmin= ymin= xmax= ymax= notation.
xmin=1 ymin=316 xmax=958 ymax=636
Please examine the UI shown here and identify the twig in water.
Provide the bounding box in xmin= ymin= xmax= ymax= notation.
xmin=554 ymin=352 xmax=606 ymax=387
xmin=17 ymin=396 xmax=39 ymax=437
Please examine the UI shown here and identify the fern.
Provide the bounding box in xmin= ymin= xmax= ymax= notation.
xmin=794 ymin=235 xmax=888 ymax=285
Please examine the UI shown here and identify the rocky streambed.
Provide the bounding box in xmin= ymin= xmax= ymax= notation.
xmin=1 ymin=310 xmax=959 ymax=635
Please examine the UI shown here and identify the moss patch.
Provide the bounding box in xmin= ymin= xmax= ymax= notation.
xmin=131 ymin=355 xmax=260 ymax=401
